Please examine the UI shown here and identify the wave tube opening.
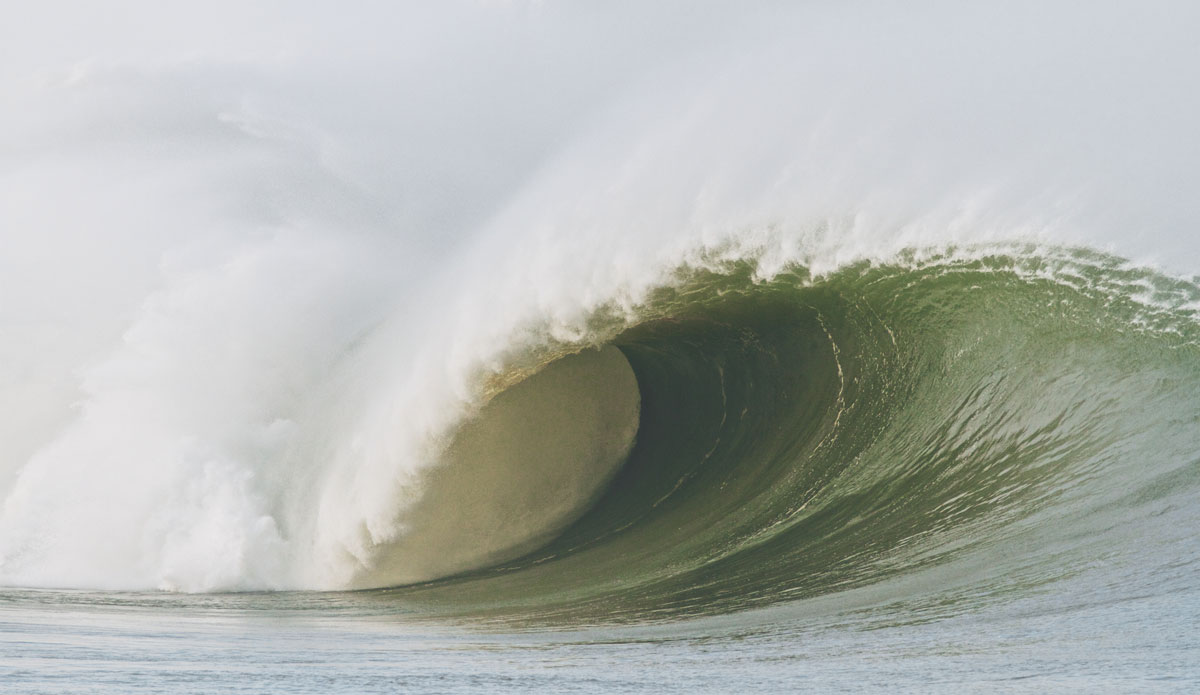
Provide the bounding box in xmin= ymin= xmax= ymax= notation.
xmin=352 ymin=345 xmax=640 ymax=589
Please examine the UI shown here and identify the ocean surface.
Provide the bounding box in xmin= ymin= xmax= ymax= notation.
xmin=2 ymin=2 xmax=1199 ymax=692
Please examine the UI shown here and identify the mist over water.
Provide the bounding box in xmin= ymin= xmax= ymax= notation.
xmin=2 ymin=3 xmax=1199 ymax=691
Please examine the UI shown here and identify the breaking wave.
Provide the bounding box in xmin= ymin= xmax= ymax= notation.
xmin=1 ymin=1 xmax=1198 ymax=630
xmin=356 ymin=245 xmax=1200 ymax=621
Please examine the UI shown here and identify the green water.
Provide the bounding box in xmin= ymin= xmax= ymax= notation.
xmin=350 ymin=247 xmax=1200 ymax=626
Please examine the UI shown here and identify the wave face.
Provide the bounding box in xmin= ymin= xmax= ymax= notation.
xmin=352 ymin=247 xmax=1200 ymax=621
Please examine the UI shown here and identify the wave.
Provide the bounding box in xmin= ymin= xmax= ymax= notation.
xmin=338 ymin=244 xmax=1199 ymax=622
xmin=2 ymin=4 xmax=1199 ymax=632
xmin=2 ymin=238 xmax=1197 ymax=626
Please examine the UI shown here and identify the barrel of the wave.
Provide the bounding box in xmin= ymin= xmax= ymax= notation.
xmin=354 ymin=250 xmax=1200 ymax=625
xmin=349 ymin=345 xmax=641 ymax=589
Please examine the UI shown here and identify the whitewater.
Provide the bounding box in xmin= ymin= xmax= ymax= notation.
xmin=2 ymin=2 xmax=1198 ymax=692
